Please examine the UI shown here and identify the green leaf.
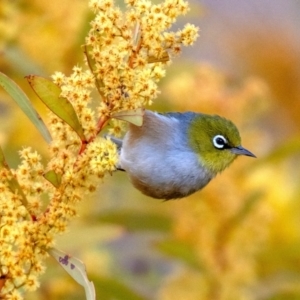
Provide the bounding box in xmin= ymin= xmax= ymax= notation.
xmin=255 ymin=273 xmax=300 ymax=299
xmin=229 ymin=191 xmax=263 ymax=227
xmin=0 ymin=71 xmax=52 ymax=143
xmin=0 ymin=146 xmax=28 ymax=207
xmin=0 ymin=146 xmax=7 ymax=169
xmin=260 ymin=137 xmax=300 ymax=163
xmin=90 ymin=275 xmax=148 ymax=300
xmin=156 ymin=239 xmax=203 ymax=270
xmin=26 ymin=75 xmax=86 ymax=141
xmin=5 ymin=45 xmax=45 ymax=75
xmin=111 ymin=108 xmax=144 ymax=126
xmin=49 ymin=248 xmax=96 ymax=300
xmin=44 ymin=170 xmax=62 ymax=188
xmin=97 ymin=210 xmax=172 ymax=232
xmin=216 ymin=192 xmax=263 ymax=246
xmin=83 ymin=45 xmax=104 ymax=96
xmin=147 ymin=51 xmax=170 ymax=63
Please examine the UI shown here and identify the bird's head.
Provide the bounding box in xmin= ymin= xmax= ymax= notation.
xmin=188 ymin=114 xmax=255 ymax=174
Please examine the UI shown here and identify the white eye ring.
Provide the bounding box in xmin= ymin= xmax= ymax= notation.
xmin=213 ymin=135 xmax=227 ymax=149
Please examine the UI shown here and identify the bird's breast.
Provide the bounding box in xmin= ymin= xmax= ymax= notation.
xmin=120 ymin=140 xmax=213 ymax=199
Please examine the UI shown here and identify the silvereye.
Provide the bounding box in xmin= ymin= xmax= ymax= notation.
xmin=118 ymin=110 xmax=255 ymax=200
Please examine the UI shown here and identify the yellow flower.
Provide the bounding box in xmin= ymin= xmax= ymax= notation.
xmin=23 ymin=275 xmax=40 ymax=292
xmin=0 ymin=0 xmax=199 ymax=298
xmin=5 ymin=289 xmax=23 ymax=300
xmin=180 ymin=23 xmax=200 ymax=45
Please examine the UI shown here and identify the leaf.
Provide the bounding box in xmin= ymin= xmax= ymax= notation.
xmin=83 ymin=45 xmax=104 ymax=96
xmin=0 ymin=146 xmax=28 ymax=207
xmin=90 ymin=275 xmax=148 ymax=300
xmin=49 ymin=248 xmax=96 ymax=300
xmin=26 ymin=75 xmax=86 ymax=141
xmin=255 ymin=273 xmax=300 ymax=299
xmin=259 ymin=137 xmax=300 ymax=164
xmin=111 ymin=108 xmax=144 ymax=126
xmin=156 ymin=239 xmax=203 ymax=271
xmin=0 ymin=72 xmax=52 ymax=143
xmin=228 ymin=191 xmax=263 ymax=227
xmin=132 ymin=22 xmax=141 ymax=47
xmin=0 ymin=146 xmax=7 ymax=169
xmin=44 ymin=170 xmax=62 ymax=188
xmin=147 ymin=51 xmax=170 ymax=63
xmin=97 ymin=210 xmax=172 ymax=232
xmin=216 ymin=192 xmax=263 ymax=246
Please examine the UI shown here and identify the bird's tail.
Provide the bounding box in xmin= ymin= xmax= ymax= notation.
xmin=105 ymin=135 xmax=125 ymax=171
xmin=107 ymin=135 xmax=123 ymax=150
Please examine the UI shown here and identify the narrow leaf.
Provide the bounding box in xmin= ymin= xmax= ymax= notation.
xmin=156 ymin=239 xmax=203 ymax=271
xmin=97 ymin=210 xmax=172 ymax=232
xmin=91 ymin=276 xmax=148 ymax=300
xmin=257 ymin=137 xmax=300 ymax=165
xmin=229 ymin=191 xmax=263 ymax=226
xmin=215 ymin=192 xmax=263 ymax=247
xmin=44 ymin=170 xmax=62 ymax=188
xmin=26 ymin=75 xmax=86 ymax=141
xmin=0 ymin=72 xmax=52 ymax=143
xmin=111 ymin=108 xmax=144 ymax=126
xmin=132 ymin=22 xmax=141 ymax=47
xmin=147 ymin=51 xmax=170 ymax=63
xmin=0 ymin=146 xmax=28 ymax=207
xmin=0 ymin=146 xmax=7 ymax=169
xmin=83 ymin=45 xmax=104 ymax=96
xmin=49 ymin=248 xmax=96 ymax=300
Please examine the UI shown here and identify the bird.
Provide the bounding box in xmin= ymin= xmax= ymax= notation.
xmin=115 ymin=110 xmax=255 ymax=200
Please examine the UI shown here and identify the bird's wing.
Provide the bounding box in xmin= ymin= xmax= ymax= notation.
xmin=105 ymin=135 xmax=123 ymax=150
xmin=105 ymin=135 xmax=125 ymax=171
xmin=160 ymin=111 xmax=197 ymax=122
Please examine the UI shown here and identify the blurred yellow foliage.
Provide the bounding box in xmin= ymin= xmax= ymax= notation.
xmin=155 ymin=64 xmax=270 ymax=300
xmin=1 ymin=1 xmax=300 ymax=300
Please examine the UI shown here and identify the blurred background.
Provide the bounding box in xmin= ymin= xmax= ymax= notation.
xmin=1 ymin=0 xmax=300 ymax=299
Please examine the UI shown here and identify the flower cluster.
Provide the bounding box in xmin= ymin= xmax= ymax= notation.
xmin=0 ymin=149 xmax=49 ymax=299
xmin=0 ymin=0 xmax=198 ymax=298
xmin=86 ymin=0 xmax=199 ymax=116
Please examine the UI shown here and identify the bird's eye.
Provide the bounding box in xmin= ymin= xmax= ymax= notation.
xmin=212 ymin=135 xmax=227 ymax=149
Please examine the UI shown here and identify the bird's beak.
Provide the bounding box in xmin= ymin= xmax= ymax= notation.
xmin=230 ymin=146 xmax=256 ymax=158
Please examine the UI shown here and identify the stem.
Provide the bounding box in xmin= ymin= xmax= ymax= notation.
xmin=128 ymin=25 xmax=143 ymax=68
xmin=78 ymin=115 xmax=109 ymax=155
xmin=83 ymin=45 xmax=105 ymax=100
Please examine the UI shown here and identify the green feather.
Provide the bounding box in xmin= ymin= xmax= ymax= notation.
xmin=188 ymin=114 xmax=241 ymax=174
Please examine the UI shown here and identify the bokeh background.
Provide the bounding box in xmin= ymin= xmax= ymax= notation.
xmin=1 ymin=0 xmax=300 ymax=299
